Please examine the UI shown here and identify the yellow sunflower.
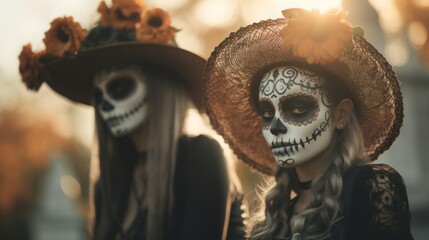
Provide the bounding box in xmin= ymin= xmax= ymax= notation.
xmin=280 ymin=9 xmax=352 ymax=64
xmin=43 ymin=17 xmax=86 ymax=57
xmin=136 ymin=8 xmax=176 ymax=44
xmin=98 ymin=0 xmax=145 ymax=29
xmin=18 ymin=44 xmax=49 ymax=91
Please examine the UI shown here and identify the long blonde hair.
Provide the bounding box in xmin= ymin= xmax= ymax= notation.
xmin=89 ymin=65 xmax=190 ymax=240
xmin=144 ymin=66 xmax=190 ymax=239
xmin=249 ymin=111 xmax=365 ymax=240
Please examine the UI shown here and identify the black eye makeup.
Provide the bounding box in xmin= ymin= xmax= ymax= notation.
xmin=258 ymin=98 xmax=275 ymax=129
xmin=106 ymin=75 xmax=136 ymax=100
xmin=279 ymin=94 xmax=319 ymax=126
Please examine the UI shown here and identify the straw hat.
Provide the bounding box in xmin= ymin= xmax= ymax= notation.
xmin=19 ymin=0 xmax=206 ymax=110
xmin=203 ymin=9 xmax=403 ymax=175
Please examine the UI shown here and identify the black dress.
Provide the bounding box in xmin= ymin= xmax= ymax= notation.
xmin=286 ymin=164 xmax=414 ymax=240
xmin=94 ymin=135 xmax=246 ymax=240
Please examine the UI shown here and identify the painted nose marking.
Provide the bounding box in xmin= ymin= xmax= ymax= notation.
xmin=100 ymin=99 xmax=114 ymax=112
xmin=270 ymin=117 xmax=287 ymax=135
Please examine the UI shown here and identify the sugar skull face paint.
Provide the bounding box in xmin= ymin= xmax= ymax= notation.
xmin=94 ymin=66 xmax=148 ymax=137
xmin=258 ymin=66 xmax=335 ymax=167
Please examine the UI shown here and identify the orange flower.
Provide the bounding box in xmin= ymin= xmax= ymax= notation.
xmin=98 ymin=0 xmax=145 ymax=29
xmin=98 ymin=1 xmax=111 ymax=26
xmin=136 ymin=8 xmax=176 ymax=44
xmin=43 ymin=17 xmax=86 ymax=57
xmin=280 ymin=9 xmax=352 ymax=64
xmin=18 ymin=44 xmax=49 ymax=91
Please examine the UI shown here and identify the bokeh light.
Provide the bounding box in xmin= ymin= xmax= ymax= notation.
xmin=61 ymin=175 xmax=82 ymax=199
xmin=369 ymin=0 xmax=403 ymax=33
xmin=194 ymin=0 xmax=238 ymax=27
xmin=147 ymin=0 xmax=190 ymax=10
xmin=242 ymin=0 xmax=343 ymax=24
xmin=412 ymin=0 xmax=429 ymax=7
xmin=408 ymin=21 xmax=427 ymax=48
xmin=272 ymin=0 xmax=343 ymax=12
xmin=385 ymin=39 xmax=410 ymax=66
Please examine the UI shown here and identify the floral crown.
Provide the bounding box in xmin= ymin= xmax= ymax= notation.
xmin=19 ymin=0 xmax=177 ymax=91
xmin=280 ymin=8 xmax=364 ymax=65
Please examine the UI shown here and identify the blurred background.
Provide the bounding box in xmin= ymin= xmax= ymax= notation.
xmin=0 ymin=0 xmax=428 ymax=239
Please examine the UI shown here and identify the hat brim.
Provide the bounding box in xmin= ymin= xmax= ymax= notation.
xmin=45 ymin=42 xmax=206 ymax=110
xmin=203 ymin=19 xmax=403 ymax=175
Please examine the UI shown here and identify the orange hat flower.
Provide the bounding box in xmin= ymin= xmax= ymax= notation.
xmin=43 ymin=17 xmax=86 ymax=57
xmin=18 ymin=44 xmax=49 ymax=90
xmin=136 ymin=8 xmax=176 ymax=45
xmin=98 ymin=0 xmax=145 ymax=29
xmin=280 ymin=8 xmax=352 ymax=64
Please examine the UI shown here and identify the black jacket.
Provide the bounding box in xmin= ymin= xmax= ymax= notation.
xmin=94 ymin=135 xmax=245 ymax=240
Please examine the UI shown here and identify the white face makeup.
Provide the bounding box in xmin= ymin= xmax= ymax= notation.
xmin=94 ymin=67 xmax=148 ymax=137
xmin=258 ymin=66 xmax=335 ymax=168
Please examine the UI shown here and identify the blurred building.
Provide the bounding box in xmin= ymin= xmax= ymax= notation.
xmin=0 ymin=109 xmax=90 ymax=240
xmin=31 ymin=154 xmax=86 ymax=240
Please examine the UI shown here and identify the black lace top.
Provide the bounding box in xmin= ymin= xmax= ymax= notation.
xmin=347 ymin=164 xmax=413 ymax=240
xmin=283 ymin=164 xmax=413 ymax=240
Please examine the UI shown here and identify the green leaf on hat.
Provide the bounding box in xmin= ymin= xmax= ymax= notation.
xmin=351 ymin=26 xmax=364 ymax=38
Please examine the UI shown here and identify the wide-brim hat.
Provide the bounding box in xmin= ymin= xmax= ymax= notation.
xmin=203 ymin=15 xmax=403 ymax=175
xmin=45 ymin=42 xmax=205 ymax=108
xmin=19 ymin=1 xmax=206 ymax=110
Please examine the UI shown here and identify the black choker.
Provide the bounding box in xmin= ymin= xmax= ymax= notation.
xmin=298 ymin=180 xmax=312 ymax=190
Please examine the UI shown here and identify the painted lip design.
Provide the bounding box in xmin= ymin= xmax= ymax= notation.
xmin=270 ymin=138 xmax=306 ymax=157
xmin=269 ymin=127 xmax=325 ymax=157
xmin=105 ymin=98 xmax=146 ymax=127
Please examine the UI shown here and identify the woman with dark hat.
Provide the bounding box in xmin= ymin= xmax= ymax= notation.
xmin=203 ymin=8 xmax=413 ymax=240
xmin=19 ymin=0 xmax=245 ymax=239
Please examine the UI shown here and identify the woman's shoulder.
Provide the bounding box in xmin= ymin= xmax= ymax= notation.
xmin=179 ymin=134 xmax=221 ymax=148
xmin=352 ymin=163 xmax=406 ymax=190
xmin=180 ymin=134 xmax=219 ymax=145
xmin=350 ymin=163 xmax=409 ymax=214
xmin=177 ymin=134 xmax=227 ymax=172
xmin=343 ymin=163 xmax=406 ymax=200
xmin=347 ymin=163 xmax=413 ymax=239
xmin=358 ymin=163 xmax=402 ymax=176
xmin=178 ymin=134 xmax=224 ymax=159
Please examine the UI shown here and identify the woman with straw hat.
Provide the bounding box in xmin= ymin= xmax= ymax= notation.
xmin=19 ymin=0 xmax=245 ymax=239
xmin=203 ymin=8 xmax=413 ymax=240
